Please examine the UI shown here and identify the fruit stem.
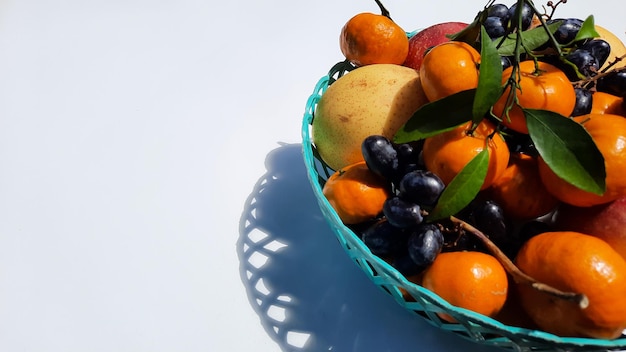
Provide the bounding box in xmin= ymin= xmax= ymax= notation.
xmin=449 ymin=215 xmax=590 ymax=309
xmin=374 ymin=0 xmax=391 ymax=19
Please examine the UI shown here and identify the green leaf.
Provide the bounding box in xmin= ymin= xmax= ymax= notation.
xmin=427 ymin=148 xmax=489 ymax=221
xmin=525 ymin=109 xmax=606 ymax=195
xmin=572 ymin=15 xmax=600 ymax=44
xmin=393 ymin=89 xmax=474 ymax=143
xmin=496 ymin=21 xmax=562 ymax=56
xmin=473 ymin=26 xmax=503 ymax=124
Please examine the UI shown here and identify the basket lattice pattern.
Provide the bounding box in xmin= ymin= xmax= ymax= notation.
xmin=300 ymin=61 xmax=626 ymax=352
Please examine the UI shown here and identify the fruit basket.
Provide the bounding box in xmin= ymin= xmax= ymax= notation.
xmin=301 ymin=61 xmax=626 ymax=352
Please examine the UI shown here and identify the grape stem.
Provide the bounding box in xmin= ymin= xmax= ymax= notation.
xmin=449 ymin=215 xmax=590 ymax=309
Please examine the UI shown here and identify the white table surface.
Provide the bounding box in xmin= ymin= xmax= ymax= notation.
xmin=0 ymin=1 xmax=623 ymax=351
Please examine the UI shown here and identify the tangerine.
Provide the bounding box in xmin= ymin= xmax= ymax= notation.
xmin=590 ymin=91 xmax=626 ymax=116
xmin=486 ymin=153 xmax=560 ymax=220
xmin=422 ymin=119 xmax=510 ymax=190
xmin=422 ymin=251 xmax=508 ymax=323
xmin=493 ymin=60 xmax=576 ymax=134
xmin=537 ymin=113 xmax=626 ymax=207
xmin=419 ymin=41 xmax=480 ymax=102
xmin=515 ymin=231 xmax=626 ymax=339
xmin=339 ymin=9 xmax=409 ymax=66
xmin=322 ymin=161 xmax=391 ymax=224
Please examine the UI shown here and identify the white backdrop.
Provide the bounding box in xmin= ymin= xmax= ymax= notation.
xmin=0 ymin=0 xmax=623 ymax=351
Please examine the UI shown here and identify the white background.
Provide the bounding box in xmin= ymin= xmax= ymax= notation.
xmin=0 ymin=0 xmax=623 ymax=351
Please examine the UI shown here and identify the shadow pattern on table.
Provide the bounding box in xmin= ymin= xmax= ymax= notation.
xmin=237 ymin=142 xmax=500 ymax=352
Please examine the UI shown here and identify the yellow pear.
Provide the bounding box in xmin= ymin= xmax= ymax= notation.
xmin=312 ymin=64 xmax=427 ymax=171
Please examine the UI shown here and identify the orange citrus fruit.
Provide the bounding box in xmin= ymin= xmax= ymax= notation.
xmin=486 ymin=153 xmax=560 ymax=220
xmin=339 ymin=12 xmax=409 ymax=66
xmin=322 ymin=161 xmax=391 ymax=224
xmin=419 ymin=41 xmax=480 ymax=102
xmin=422 ymin=119 xmax=510 ymax=190
xmin=591 ymin=91 xmax=625 ymax=116
xmin=515 ymin=231 xmax=626 ymax=339
xmin=537 ymin=113 xmax=626 ymax=207
xmin=493 ymin=60 xmax=576 ymax=134
xmin=422 ymin=251 xmax=508 ymax=323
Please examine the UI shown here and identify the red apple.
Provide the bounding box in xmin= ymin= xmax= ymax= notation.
xmin=403 ymin=22 xmax=469 ymax=71
xmin=554 ymin=197 xmax=626 ymax=259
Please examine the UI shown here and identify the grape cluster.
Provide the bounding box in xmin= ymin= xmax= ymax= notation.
xmin=356 ymin=134 xmax=532 ymax=276
xmin=483 ymin=3 xmax=626 ymax=116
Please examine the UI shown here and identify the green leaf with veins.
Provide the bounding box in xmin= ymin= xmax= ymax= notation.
xmin=525 ymin=108 xmax=606 ymax=195
xmin=495 ymin=21 xmax=562 ymax=56
xmin=473 ymin=26 xmax=503 ymax=124
xmin=393 ymin=89 xmax=474 ymax=143
xmin=427 ymin=147 xmax=489 ymax=221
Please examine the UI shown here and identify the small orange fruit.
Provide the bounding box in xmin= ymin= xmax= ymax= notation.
xmin=339 ymin=11 xmax=409 ymax=66
xmin=537 ymin=113 xmax=626 ymax=207
xmin=486 ymin=153 xmax=560 ymax=220
xmin=422 ymin=119 xmax=510 ymax=190
xmin=322 ymin=161 xmax=391 ymax=224
xmin=515 ymin=231 xmax=626 ymax=339
xmin=419 ymin=41 xmax=480 ymax=102
xmin=422 ymin=251 xmax=508 ymax=323
xmin=591 ymin=91 xmax=625 ymax=116
xmin=493 ymin=60 xmax=576 ymax=134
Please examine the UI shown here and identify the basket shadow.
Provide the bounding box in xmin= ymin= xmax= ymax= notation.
xmin=237 ymin=142 xmax=499 ymax=352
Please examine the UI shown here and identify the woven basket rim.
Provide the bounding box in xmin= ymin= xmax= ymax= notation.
xmin=301 ymin=65 xmax=626 ymax=351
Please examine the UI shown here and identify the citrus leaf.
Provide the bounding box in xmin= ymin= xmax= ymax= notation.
xmin=394 ymin=89 xmax=475 ymax=143
xmin=496 ymin=21 xmax=562 ymax=56
xmin=573 ymin=15 xmax=600 ymax=43
xmin=427 ymin=148 xmax=489 ymax=221
xmin=525 ymin=108 xmax=606 ymax=195
xmin=473 ymin=26 xmax=503 ymax=124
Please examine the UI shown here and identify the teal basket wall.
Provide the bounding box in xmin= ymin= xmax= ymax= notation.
xmin=300 ymin=61 xmax=626 ymax=352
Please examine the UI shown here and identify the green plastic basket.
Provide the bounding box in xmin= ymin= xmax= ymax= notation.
xmin=300 ymin=61 xmax=626 ymax=352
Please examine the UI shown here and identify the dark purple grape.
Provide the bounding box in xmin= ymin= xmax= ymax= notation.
xmin=397 ymin=170 xmax=445 ymax=207
xmin=391 ymin=253 xmax=423 ymax=277
xmin=361 ymin=219 xmax=409 ymax=257
xmin=383 ymin=196 xmax=423 ymax=228
xmin=572 ymin=87 xmax=593 ymax=117
xmin=518 ymin=220 xmax=553 ymax=243
xmin=596 ymin=70 xmax=626 ymax=97
xmin=484 ymin=16 xmax=507 ymax=39
xmin=407 ymin=223 xmax=443 ymax=269
xmin=361 ymin=135 xmax=398 ymax=181
xmin=552 ymin=18 xmax=584 ymax=44
xmin=487 ymin=3 xmax=509 ymax=21
xmin=508 ymin=3 xmax=533 ymax=30
xmin=565 ymin=49 xmax=599 ymax=79
xmin=393 ymin=141 xmax=425 ymax=181
xmin=582 ymin=39 xmax=611 ymax=68
xmin=502 ymin=127 xmax=538 ymax=157
xmin=467 ymin=200 xmax=509 ymax=247
xmin=501 ymin=56 xmax=513 ymax=70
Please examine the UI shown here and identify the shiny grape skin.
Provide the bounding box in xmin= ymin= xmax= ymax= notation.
xmin=361 ymin=219 xmax=409 ymax=257
xmin=582 ymin=39 xmax=611 ymax=68
xmin=383 ymin=196 xmax=424 ymax=229
xmin=484 ymin=16 xmax=507 ymax=39
xmin=397 ymin=170 xmax=445 ymax=208
xmin=487 ymin=3 xmax=510 ymax=21
xmin=407 ymin=223 xmax=444 ymax=269
xmin=552 ymin=18 xmax=584 ymax=44
xmin=565 ymin=49 xmax=599 ymax=79
xmin=572 ymin=87 xmax=593 ymax=117
xmin=508 ymin=3 xmax=533 ymax=30
xmin=596 ymin=71 xmax=626 ymax=97
xmin=361 ymin=135 xmax=399 ymax=181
